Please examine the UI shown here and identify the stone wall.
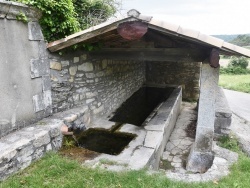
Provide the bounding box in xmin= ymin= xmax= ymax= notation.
xmin=0 ymin=117 xmax=63 ymax=181
xmin=0 ymin=1 xmax=51 ymax=138
xmin=146 ymin=61 xmax=201 ymax=100
xmin=49 ymin=52 xmax=146 ymax=117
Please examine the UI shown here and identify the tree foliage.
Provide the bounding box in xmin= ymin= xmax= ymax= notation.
xmin=230 ymin=34 xmax=250 ymax=47
xmin=229 ymin=57 xmax=249 ymax=69
xmin=220 ymin=57 xmax=250 ymax=75
xmin=73 ymin=0 xmax=117 ymax=29
xmin=14 ymin=0 xmax=117 ymax=42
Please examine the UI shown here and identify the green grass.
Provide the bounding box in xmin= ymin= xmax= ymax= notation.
xmin=2 ymin=139 xmax=250 ymax=188
xmin=219 ymin=74 xmax=250 ymax=93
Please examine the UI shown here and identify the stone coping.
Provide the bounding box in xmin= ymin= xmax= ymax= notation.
xmin=0 ymin=105 xmax=90 ymax=180
xmin=0 ymin=0 xmax=41 ymax=20
xmin=85 ymin=87 xmax=182 ymax=170
xmin=0 ymin=118 xmax=63 ymax=180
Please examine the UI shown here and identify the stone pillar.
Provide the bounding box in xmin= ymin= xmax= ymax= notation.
xmin=186 ymin=63 xmax=219 ymax=173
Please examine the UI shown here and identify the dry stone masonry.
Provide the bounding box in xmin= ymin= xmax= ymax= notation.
xmin=146 ymin=61 xmax=201 ymax=100
xmin=49 ymin=53 xmax=145 ymax=116
xmin=0 ymin=118 xmax=63 ymax=181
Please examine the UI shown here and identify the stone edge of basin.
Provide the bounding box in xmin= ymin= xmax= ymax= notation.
xmin=124 ymin=87 xmax=182 ymax=170
xmin=83 ymin=87 xmax=182 ymax=171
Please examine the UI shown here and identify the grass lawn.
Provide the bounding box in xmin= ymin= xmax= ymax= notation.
xmin=1 ymin=136 xmax=250 ymax=188
xmin=219 ymin=74 xmax=250 ymax=93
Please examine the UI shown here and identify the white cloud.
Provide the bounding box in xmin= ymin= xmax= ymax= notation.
xmin=120 ymin=0 xmax=250 ymax=34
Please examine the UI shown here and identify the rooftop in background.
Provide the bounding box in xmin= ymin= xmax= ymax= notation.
xmin=47 ymin=9 xmax=250 ymax=58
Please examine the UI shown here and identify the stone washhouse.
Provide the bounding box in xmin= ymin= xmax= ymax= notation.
xmin=1 ymin=1 xmax=250 ymax=180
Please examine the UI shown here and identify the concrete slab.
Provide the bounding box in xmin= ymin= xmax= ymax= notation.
xmin=129 ymin=146 xmax=155 ymax=170
xmin=144 ymin=131 xmax=163 ymax=148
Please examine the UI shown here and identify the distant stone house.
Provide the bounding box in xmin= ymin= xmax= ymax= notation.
xmin=1 ymin=1 xmax=250 ymax=179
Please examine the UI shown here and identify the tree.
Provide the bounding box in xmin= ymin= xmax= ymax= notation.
xmin=229 ymin=57 xmax=249 ymax=69
xmin=73 ymin=0 xmax=117 ymax=29
xmin=230 ymin=34 xmax=250 ymax=47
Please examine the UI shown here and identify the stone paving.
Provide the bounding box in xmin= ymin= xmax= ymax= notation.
xmin=162 ymin=103 xmax=196 ymax=170
xmin=161 ymin=102 xmax=238 ymax=182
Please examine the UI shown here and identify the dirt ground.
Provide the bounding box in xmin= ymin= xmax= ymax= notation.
xmin=59 ymin=147 xmax=100 ymax=162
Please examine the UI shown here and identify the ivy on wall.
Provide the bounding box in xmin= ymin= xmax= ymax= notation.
xmin=14 ymin=0 xmax=117 ymax=42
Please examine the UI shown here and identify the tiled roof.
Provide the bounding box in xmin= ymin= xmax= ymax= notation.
xmin=47 ymin=9 xmax=250 ymax=57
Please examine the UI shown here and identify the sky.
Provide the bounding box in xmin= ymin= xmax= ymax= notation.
xmin=116 ymin=0 xmax=250 ymax=35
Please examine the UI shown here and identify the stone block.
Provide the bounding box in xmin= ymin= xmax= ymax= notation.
xmin=0 ymin=147 xmax=17 ymax=164
xmin=33 ymin=146 xmax=45 ymax=160
xmin=5 ymin=2 xmax=41 ymax=21
xmin=214 ymin=117 xmax=232 ymax=134
xmin=32 ymin=93 xmax=45 ymax=112
xmin=93 ymin=105 xmax=104 ymax=115
xmin=102 ymin=59 xmax=108 ymax=69
xmin=86 ymin=73 xmax=95 ymax=78
xmin=30 ymin=58 xmax=49 ymax=78
xmin=51 ymin=137 xmax=62 ymax=150
xmin=186 ymin=144 xmax=214 ymax=173
xmin=46 ymin=144 xmax=52 ymax=151
xmin=78 ymin=63 xmax=93 ymax=72
xmin=33 ymin=130 xmax=50 ymax=148
xmin=19 ymin=156 xmax=32 ymax=170
xmin=86 ymin=98 xmax=95 ymax=104
xmin=14 ymin=138 xmax=32 ymax=150
xmin=80 ymin=54 xmax=87 ymax=61
xmin=97 ymin=71 xmax=104 ymax=77
xmin=42 ymin=75 xmax=51 ymax=91
xmin=72 ymin=93 xmax=79 ymax=102
xmin=38 ymin=41 xmax=48 ymax=59
xmin=28 ymin=22 xmax=44 ymax=41
xmin=43 ymin=90 xmax=52 ymax=108
xmin=74 ymin=57 xmax=79 ymax=63
xmin=50 ymin=61 xmax=62 ymax=71
xmin=86 ymin=91 xmax=98 ymax=98
xmin=69 ymin=66 xmax=77 ymax=75
xmin=64 ymin=114 xmax=77 ymax=123
xmin=129 ymin=146 xmax=154 ymax=170
xmin=49 ymin=124 xmax=62 ymax=138
xmin=144 ymin=131 xmax=163 ymax=148
xmin=18 ymin=144 xmax=34 ymax=157
xmin=0 ymin=2 xmax=11 ymax=18
xmin=61 ymin=60 xmax=69 ymax=67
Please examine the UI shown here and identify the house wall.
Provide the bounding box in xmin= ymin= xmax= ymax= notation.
xmin=146 ymin=61 xmax=201 ymax=100
xmin=49 ymin=52 xmax=146 ymax=117
xmin=0 ymin=2 xmax=51 ymax=138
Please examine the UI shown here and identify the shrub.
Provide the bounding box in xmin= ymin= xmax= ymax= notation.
xmin=14 ymin=0 xmax=118 ymax=42
xmin=220 ymin=67 xmax=250 ymax=75
xmin=228 ymin=57 xmax=249 ymax=69
xmin=15 ymin=0 xmax=80 ymax=42
xmin=220 ymin=56 xmax=250 ymax=75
